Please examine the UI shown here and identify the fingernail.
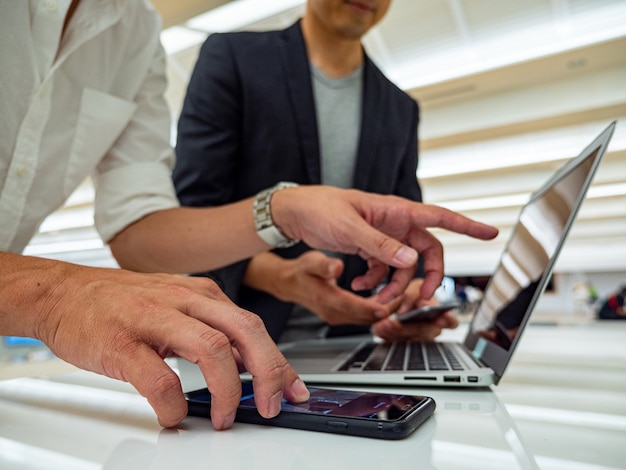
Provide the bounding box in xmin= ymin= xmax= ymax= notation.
xmin=327 ymin=264 xmax=334 ymax=276
xmin=374 ymin=310 xmax=387 ymax=319
xmin=291 ymin=378 xmax=310 ymax=401
xmin=269 ymin=390 xmax=283 ymax=418
xmin=221 ymin=411 xmax=236 ymax=430
xmin=393 ymin=246 xmax=417 ymax=265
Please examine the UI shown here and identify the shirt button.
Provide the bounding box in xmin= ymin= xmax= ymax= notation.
xmin=44 ymin=0 xmax=58 ymax=12
xmin=15 ymin=166 xmax=29 ymax=178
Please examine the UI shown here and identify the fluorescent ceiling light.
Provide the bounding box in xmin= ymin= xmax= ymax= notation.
xmin=37 ymin=208 xmax=95 ymax=232
xmin=187 ymin=0 xmax=305 ymax=33
xmin=160 ymin=25 xmax=207 ymax=55
xmin=588 ymin=182 xmax=626 ymax=199
xmin=442 ymin=193 xmax=529 ymax=212
xmin=439 ymin=183 xmax=626 ymax=212
xmin=419 ymin=122 xmax=626 ymax=179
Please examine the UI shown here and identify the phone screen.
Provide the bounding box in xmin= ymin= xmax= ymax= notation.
xmin=189 ymin=382 xmax=425 ymax=421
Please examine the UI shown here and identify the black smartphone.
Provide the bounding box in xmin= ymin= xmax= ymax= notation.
xmin=395 ymin=302 xmax=460 ymax=323
xmin=185 ymin=381 xmax=435 ymax=440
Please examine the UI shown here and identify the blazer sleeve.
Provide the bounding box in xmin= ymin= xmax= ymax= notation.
xmin=394 ymin=99 xmax=422 ymax=204
xmin=174 ymin=33 xmax=242 ymax=206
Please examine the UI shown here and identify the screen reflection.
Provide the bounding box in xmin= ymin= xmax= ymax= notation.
xmin=470 ymin=149 xmax=598 ymax=350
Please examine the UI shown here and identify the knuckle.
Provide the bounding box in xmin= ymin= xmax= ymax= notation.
xmin=149 ymin=369 xmax=181 ymax=398
xmin=196 ymin=329 xmax=232 ymax=353
xmin=197 ymin=277 xmax=227 ymax=297
xmin=261 ymin=359 xmax=286 ymax=383
xmin=233 ymin=309 xmax=266 ymax=333
xmin=376 ymin=233 xmax=398 ymax=253
xmin=219 ymin=383 xmax=243 ymax=404
xmin=160 ymin=282 xmax=195 ymax=299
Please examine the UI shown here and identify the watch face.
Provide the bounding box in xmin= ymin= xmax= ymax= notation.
xmin=253 ymin=183 xmax=300 ymax=248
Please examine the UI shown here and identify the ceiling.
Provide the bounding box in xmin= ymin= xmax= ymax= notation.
xmin=26 ymin=0 xmax=626 ymax=280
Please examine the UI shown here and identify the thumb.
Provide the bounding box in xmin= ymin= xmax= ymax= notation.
xmin=350 ymin=222 xmax=418 ymax=269
xmin=302 ymin=251 xmax=344 ymax=280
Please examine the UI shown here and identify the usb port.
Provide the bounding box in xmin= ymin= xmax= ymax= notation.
xmin=468 ymin=376 xmax=479 ymax=383
xmin=444 ymin=376 xmax=461 ymax=383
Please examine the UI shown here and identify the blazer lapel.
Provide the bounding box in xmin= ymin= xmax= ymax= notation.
xmin=353 ymin=55 xmax=382 ymax=190
xmin=278 ymin=21 xmax=321 ymax=183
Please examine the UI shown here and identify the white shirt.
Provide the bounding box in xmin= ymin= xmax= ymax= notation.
xmin=0 ymin=0 xmax=179 ymax=253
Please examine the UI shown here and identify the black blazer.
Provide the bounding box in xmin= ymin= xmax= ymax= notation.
xmin=174 ymin=21 xmax=422 ymax=341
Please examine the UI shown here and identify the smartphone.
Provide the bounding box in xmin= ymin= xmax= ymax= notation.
xmin=186 ymin=381 xmax=435 ymax=440
xmin=395 ymin=302 xmax=460 ymax=324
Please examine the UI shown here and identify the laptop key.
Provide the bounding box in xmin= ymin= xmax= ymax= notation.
xmin=337 ymin=342 xmax=377 ymax=371
xmin=384 ymin=343 xmax=406 ymax=371
xmin=364 ymin=344 xmax=392 ymax=370
xmin=441 ymin=344 xmax=466 ymax=370
xmin=406 ymin=343 xmax=426 ymax=370
xmin=425 ymin=343 xmax=450 ymax=371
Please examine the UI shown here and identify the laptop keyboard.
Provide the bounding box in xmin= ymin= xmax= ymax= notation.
xmin=338 ymin=341 xmax=467 ymax=372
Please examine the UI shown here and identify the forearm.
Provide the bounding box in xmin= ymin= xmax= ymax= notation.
xmin=243 ymin=252 xmax=289 ymax=300
xmin=109 ymin=184 xmax=499 ymax=301
xmin=109 ymin=198 xmax=270 ymax=274
xmin=0 ymin=252 xmax=73 ymax=339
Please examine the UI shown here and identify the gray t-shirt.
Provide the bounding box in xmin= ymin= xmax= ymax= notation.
xmin=281 ymin=64 xmax=365 ymax=343
xmin=311 ymin=63 xmax=363 ymax=188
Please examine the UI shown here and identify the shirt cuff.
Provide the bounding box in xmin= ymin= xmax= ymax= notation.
xmin=94 ymin=162 xmax=180 ymax=243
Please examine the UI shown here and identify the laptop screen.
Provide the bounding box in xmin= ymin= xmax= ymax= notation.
xmin=464 ymin=122 xmax=614 ymax=382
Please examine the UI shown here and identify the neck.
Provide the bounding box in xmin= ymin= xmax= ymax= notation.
xmin=301 ymin=17 xmax=364 ymax=79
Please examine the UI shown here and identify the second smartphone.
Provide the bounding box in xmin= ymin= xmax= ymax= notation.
xmin=395 ymin=302 xmax=460 ymax=323
xmin=186 ymin=381 xmax=435 ymax=440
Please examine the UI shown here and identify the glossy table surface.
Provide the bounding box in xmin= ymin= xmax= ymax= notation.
xmin=1 ymin=321 xmax=625 ymax=470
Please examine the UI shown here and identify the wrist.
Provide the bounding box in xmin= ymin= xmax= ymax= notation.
xmin=244 ymin=252 xmax=291 ymax=301
xmin=0 ymin=254 xmax=70 ymax=340
xmin=253 ymin=182 xmax=300 ymax=248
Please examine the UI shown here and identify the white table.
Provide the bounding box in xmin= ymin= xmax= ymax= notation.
xmin=1 ymin=322 xmax=625 ymax=470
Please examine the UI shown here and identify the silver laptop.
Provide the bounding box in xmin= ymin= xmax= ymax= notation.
xmin=274 ymin=122 xmax=616 ymax=388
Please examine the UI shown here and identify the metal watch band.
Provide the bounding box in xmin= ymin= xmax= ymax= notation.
xmin=253 ymin=182 xmax=300 ymax=248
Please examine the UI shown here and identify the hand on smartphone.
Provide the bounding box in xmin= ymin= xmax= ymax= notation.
xmin=186 ymin=381 xmax=435 ymax=440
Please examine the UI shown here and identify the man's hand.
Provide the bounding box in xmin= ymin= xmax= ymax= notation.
xmin=244 ymin=251 xmax=396 ymax=325
xmin=369 ymin=278 xmax=459 ymax=341
xmin=372 ymin=310 xmax=459 ymax=342
xmin=1 ymin=253 xmax=309 ymax=430
xmin=273 ymin=186 xmax=498 ymax=303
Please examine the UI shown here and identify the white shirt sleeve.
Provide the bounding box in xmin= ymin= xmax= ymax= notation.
xmin=93 ymin=39 xmax=180 ymax=243
xmin=0 ymin=1 xmax=180 ymax=251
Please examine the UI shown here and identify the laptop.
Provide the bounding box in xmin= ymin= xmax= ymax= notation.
xmin=272 ymin=121 xmax=616 ymax=388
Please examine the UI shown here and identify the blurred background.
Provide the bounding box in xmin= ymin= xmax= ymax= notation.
xmin=22 ymin=0 xmax=626 ymax=323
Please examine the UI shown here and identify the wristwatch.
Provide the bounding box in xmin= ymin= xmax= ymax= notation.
xmin=253 ymin=182 xmax=300 ymax=248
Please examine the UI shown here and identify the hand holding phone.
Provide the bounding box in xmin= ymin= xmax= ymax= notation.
xmin=186 ymin=381 xmax=435 ymax=440
xmin=395 ymin=302 xmax=460 ymax=324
